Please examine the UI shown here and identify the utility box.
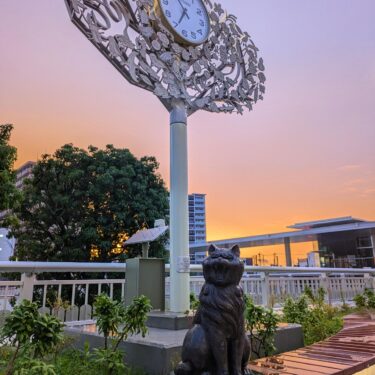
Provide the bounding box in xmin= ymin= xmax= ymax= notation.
xmin=125 ymin=258 xmax=165 ymax=311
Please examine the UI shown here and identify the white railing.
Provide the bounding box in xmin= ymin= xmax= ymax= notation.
xmin=0 ymin=261 xmax=373 ymax=321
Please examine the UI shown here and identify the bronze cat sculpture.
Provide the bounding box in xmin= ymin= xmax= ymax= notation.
xmin=175 ymin=244 xmax=250 ymax=375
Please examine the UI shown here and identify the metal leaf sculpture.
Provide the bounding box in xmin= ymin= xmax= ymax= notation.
xmin=65 ymin=0 xmax=265 ymax=115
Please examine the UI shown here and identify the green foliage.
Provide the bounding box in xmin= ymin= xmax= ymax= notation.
xmin=32 ymin=314 xmax=64 ymax=358
xmin=93 ymin=294 xmax=152 ymax=374
xmin=189 ymin=292 xmax=200 ymax=315
xmin=0 ymin=300 xmax=64 ymax=375
xmin=303 ymin=286 xmax=325 ymax=306
xmin=0 ymin=295 xmax=150 ymax=375
xmin=353 ymin=293 xmax=366 ymax=309
xmin=244 ymin=296 xmax=279 ymax=359
xmin=94 ymin=294 xmax=126 ymax=350
xmin=282 ymin=287 xmax=343 ymax=346
xmin=282 ymin=294 xmax=309 ymax=324
xmin=1 ymin=300 xmax=39 ymax=348
xmin=52 ymin=347 xmax=97 ymax=375
xmin=92 ymin=348 xmax=126 ymax=375
xmin=354 ymin=288 xmax=375 ymax=310
xmin=14 ymin=359 xmax=57 ymax=375
xmin=0 ymin=124 xmax=21 ymax=225
xmin=0 ymin=346 xmax=145 ymax=375
xmin=122 ymin=295 xmax=152 ymax=339
xmin=10 ymin=144 xmax=169 ymax=262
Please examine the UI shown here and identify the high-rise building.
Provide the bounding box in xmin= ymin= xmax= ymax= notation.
xmin=188 ymin=193 xmax=207 ymax=264
xmin=0 ymin=161 xmax=35 ymax=222
xmin=15 ymin=161 xmax=35 ymax=190
xmin=188 ymin=193 xmax=207 ymax=244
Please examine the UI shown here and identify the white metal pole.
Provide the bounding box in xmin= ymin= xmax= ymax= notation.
xmin=169 ymin=100 xmax=190 ymax=313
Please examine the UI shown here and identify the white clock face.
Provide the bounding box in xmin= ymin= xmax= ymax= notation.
xmin=158 ymin=0 xmax=210 ymax=45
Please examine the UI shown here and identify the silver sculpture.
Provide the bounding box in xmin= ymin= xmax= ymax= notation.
xmin=64 ymin=0 xmax=265 ymax=115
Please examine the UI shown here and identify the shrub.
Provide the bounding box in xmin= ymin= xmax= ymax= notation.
xmin=354 ymin=293 xmax=366 ymax=309
xmin=0 ymin=296 xmax=150 ymax=375
xmin=93 ymin=294 xmax=152 ymax=375
xmin=0 ymin=299 xmax=64 ymax=375
xmin=244 ymin=296 xmax=279 ymax=359
xmin=354 ymin=289 xmax=375 ymax=310
xmin=14 ymin=359 xmax=57 ymax=375
xmin=282 ymin=288 xmax=343 ymax=346
xmin=283 ymin=294 xmax=309 ymax=324
xmin=32 ymin=313 xmax=64 ymax=358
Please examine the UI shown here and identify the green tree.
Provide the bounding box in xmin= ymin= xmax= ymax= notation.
xmin=11 ymin=144 xmax=169 ymax=262
xmin=0 ymin=124 xmax=21 ymax=223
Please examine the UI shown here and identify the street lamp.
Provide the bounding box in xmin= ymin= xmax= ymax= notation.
xmin=64 ymin=0 xmax=265 ymax=312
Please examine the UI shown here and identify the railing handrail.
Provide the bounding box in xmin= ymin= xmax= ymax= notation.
xmin=0 ymin=261 xmax=126 ymax=273
xmin=0 ymin=261 xmax=373 ymax=275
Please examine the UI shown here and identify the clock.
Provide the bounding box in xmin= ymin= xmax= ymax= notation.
xmin=155 ymin=0 xmax=211 ymax=46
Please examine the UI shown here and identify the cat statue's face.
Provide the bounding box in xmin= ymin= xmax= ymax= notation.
xmin=202 ymin=244 xmax=244 ymax=286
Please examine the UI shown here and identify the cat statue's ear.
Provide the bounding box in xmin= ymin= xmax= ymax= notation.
xmin=231 ymin=245 xmax=240 ymax=258
xmin=208 ymin=244 xmax=217 ymax=256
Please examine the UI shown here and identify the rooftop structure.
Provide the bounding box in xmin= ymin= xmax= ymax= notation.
xmin=190 ymin=217 xmax=375 ymax=268
xmin=288 ymin=216 xmax=367 ymax=230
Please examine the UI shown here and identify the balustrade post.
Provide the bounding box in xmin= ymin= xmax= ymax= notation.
xmin=242 ymin=278 xmax=248 ymax=297
xmin=260 ymin=272 xmax=270 ymax=307
xmin=320 ymin=273 xmax=331 ymax=304
xmin=20 ymin=273 xmax=36 ymax=301
xmin=364 ymin=273 xmax=373 ymax=290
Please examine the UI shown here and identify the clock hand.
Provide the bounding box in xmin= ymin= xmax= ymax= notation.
xmin=177 ymin=0 xmax=185 ymax=11
xmin=177 ymin=0 xmax=190 ymax=19
xmin=177 ymin=7 xmax=190 ymax=26
xmin=177 ymin=8 xmax=187 ymax=25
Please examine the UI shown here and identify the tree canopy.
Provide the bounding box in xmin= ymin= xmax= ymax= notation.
xmin=0 ymin=124 xmax=21 ymax=223
xmin=11 ymin=144 xmax=169 ymax=262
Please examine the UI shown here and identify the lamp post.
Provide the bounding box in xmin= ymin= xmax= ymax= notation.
xmin=64 ymin=0 xmax=265 ymax=313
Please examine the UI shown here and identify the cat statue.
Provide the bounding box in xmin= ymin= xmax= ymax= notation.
xmin=175 ymin=244 xmax=250 ymax=375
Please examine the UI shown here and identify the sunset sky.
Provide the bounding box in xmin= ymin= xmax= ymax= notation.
xmin=1 ymin=1 xmax=374 ymax=261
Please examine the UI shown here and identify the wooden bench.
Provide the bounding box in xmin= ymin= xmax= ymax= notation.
xmin=247 ymin=313 xmax=375 ymax=375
